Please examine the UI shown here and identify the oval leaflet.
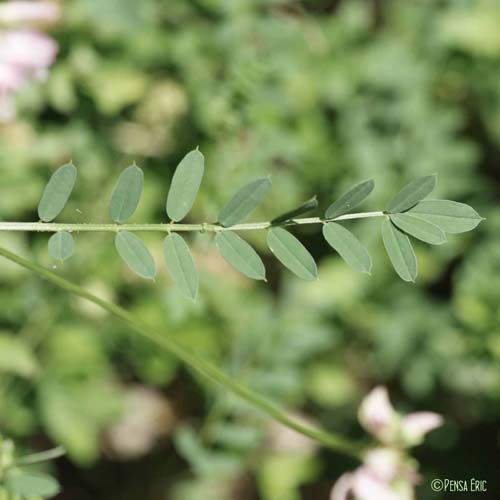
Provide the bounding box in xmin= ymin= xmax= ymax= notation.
xmin=215 ymin=231 xmax=266 ymax=281
xmin=166 ymin=149 xmax=205 ymax=222
xmin=325 ymin=179 xmax=374 ymax=219
xmin=381 ymin=219 xmax=417 ymax=282
xmin=163 ymin=233 xmax=198 ymax=300
xmin=386 ymin=175 xmax=437 ymax=214
xmin=267 ymin=227 xmax=317 ymax=280
xmin=110 ymin=164 xmax=144 ymax=223
xmin=48 ymin=231 xmax=75 ymax=261
xmin=219 ymin=178 xmax=271 ymax=227
xmin=115 ymin=231 xmax=156 ymax=280
xmin=38 ymin=163 xmax=77 ymax=222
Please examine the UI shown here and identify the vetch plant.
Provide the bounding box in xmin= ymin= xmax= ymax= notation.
xmin=0 ymin=148 xmax=483 ymax=497
xmin=0 ymin=149 xmax=483 ymax=299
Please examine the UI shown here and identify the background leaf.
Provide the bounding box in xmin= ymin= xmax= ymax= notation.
xmin=37 ymin=163 xmax=77 ymax=222
xmin=6 ymin=472 xmax=61 ymax=499
xmin=322 ymin=222 xmax=372 ymax=274
xmin=390 ymin=213 xmax=447 ymax=245
xmin=163 ymin=233 xmax=198 ymax=300
xmin=218 ymin=178 xmax=271 ymax=227
xmin=407 ymin=200 xmax=483 ymax=233
xmin=166 ymin=149 xmax=204 ymax=222
xmin=267 ymin=227 xmax=317 ymax=280
xmin=48 ymin=231 xmax=75 ymax=261
xmin=115 ymin=231 xmax=156 ymax=279
xmin=382 ymin=219 xmax=417 ymax=282
xmin=215 ymin=231 xmax=266 ymax=281
xmin=325 ymin=180 xmax=375 ymax=219
xmin=109 ymin=164 xmax=144 ymax=223
xmin=386 ymin=175 xmax=437 ymax=213
xmin=271 ymin=196 xmax=318 ymax=224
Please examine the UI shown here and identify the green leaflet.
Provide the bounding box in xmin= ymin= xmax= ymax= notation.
xmin=390 ymin=213 xmax=446 ymax=245
xmin=115 ymin=231 xmax=156 ymax=280
xmin=325 ymin=179 xmax=374 ymax=219
xmin=215 ymin=231 xmax=266 ymax=281
xmin=407 ymin=200 xmax=483 ymax=233
xmin=166 ymin=149 xmax=205 ymax=222
xmin=271 ymin=196 xmax=318 ymax=224
xmin=109 ymin=164 xmax=144 ymax=222
xmin=386 ymin=175 xmax=437 ymax=214
xmin=381 ymin=219 xmax=417 ymax=282
xmin=163 ymin=233 xmax=198 ymax=300
xmin=267 ymin=227 xmax=317 ymax=280
xmin=48 ymin=231 xmax=75 ymax=261
xmin=218 ymin=178 xmax=271 ymax=227
xmin=6 ymin=473 xmax=61 ymax=499
xmin=37 ymin=163 xmax=77 ymax=222
xmin=322 ymin=223 xmax=372 ymax=274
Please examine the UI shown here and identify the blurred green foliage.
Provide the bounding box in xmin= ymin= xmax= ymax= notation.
xmin=0 ymin=0 xmax=499 ymax=498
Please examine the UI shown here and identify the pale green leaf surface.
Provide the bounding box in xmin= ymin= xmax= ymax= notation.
xmin=163 ymin=233 xmax=198 ymax=300
xmin=109 ymin=165 xmax=144 ymax=222
xmin=6 ymin=473 xmax=61 ymax=499
xmin=325 ymin=180 xmax=374 ymax=219
xmin=38 ymin=163 xmax=77 ymax=222
xmin=48 ymin=231 xmax=75 ymax=261
xmin=322 ymin=223 xmax=372 ymax=274
xmin=272 ymin=196 xmax=318 ymax=224
xmin=390 ymin=213 xmax=446 ymax=245
xmin=267 ymin=227 xmax=317 ymax=280
xmin=166 ymin=149 xmax=204 ymax=222
xmin=381 ymin=219 xmax=417 ymax=282
xmin=115 ymin=231 xmax=156 ymax=279
xmin=407 ymin=200 xmax=483 ymax=233
xmin=215 ymin=231 xmax=266 ymax=281
xmin=386 ymin=175 xmax=437 ymax=213
xmin=219 ymin=178 xmax=271 ymax=227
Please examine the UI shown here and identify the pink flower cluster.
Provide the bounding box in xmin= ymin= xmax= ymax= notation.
xmin=0 ymin=1 xmax=60 ymax=121
xmin=331 ymin=387 xmax=443 ymax=500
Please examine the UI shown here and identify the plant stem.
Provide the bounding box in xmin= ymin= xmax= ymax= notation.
xmin=16 ymin=446 xmax=66 ymax=466
xmin=0 ymin=245 xmax=364 ymax=459
xmin=0 ymin=212 xmax=384 ymax=234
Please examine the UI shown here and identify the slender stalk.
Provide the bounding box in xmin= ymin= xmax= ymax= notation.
xmin=0 ymin=245 xmax=364 ymax=459
xmin=16 ymin=446 xmax=66 ymax=466
xmin=0 ymin=212 xmax=384 ymax=234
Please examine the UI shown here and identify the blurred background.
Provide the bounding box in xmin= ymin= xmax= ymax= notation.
xmin=0 ymin=0 xmax=499 ymax=498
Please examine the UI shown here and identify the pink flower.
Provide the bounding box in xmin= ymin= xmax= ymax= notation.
xmin=401 ymin=412 xmax=443 ymax=446
xmin=330 ymin=387 xmax=443 ymax=500
xmin=0 ymin=1 xmax=60 ymax=24
xmin=0 ymin=2 xmax=59 ymax=121
xmin=0 ymin=30 xmax=57 ymax=70
xmin=358 ymin=386 xmax=398 ymax=443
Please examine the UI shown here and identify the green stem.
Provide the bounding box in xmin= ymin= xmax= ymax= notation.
xmin=0 ymin=212 xmax=384 ymax=234
xmin=16 ymin=446 xmax=66 ymax=466
xmin=0 ymin=245 xmax=364 ymax=459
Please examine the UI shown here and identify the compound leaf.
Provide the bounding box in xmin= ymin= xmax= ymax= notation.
xmin=163 ymin=233 xmax=198 ymax=300
xmin=115 ymin=231 xmax=156 ymax=279
xmin=6 ymin=473 xmax=61 ymax=499
xmin=219 ymin=178 xmax=271 ymax=227
xmin=166 ymin=149 xmax=205 ymax=222
xmin=38 ymin=163 xmax=77 ymax=222
xmin=407 ymin=200 xmax=483 ymax=233
xmin=390 ymin=213 xmax=446 ymax=245
xmin=267 ymin=227 xmax=317 ymax=280
xmin=110 ymin=164 xmax=144 ymax=222
xmin=215 ymin=231 xmax=266 ymax=281
xmin=325 ymin=179 xmax=374 ymax=219
xmin=386 ymin=175 xmax=437 ymax=214
xmin=382 ymin=219 xmax=417 ymax=282
xmin=48 ymin=231 xmax=75 ymax=261
xmin=322 ymin=222 xmax=372 ymax=274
